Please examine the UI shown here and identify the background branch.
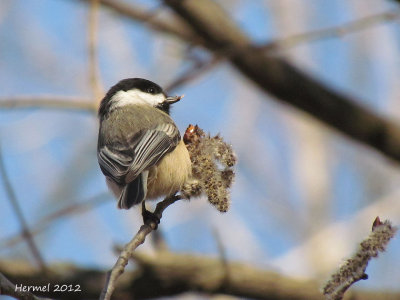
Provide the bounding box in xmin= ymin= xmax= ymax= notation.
xmin=160 ymin=0 xmax=400 ymax=163
xmin=0 ymin=192 xmax=110 ymax=251
xmin=3 ymin=1 xmax=400 ymax=165
xmin=88 ymin=0 xmax=103 ymax=102
xmin=1 ymin=254 xmax=398 ymax=300
xmin=83 ymin=0 xmax=199 ymax=44
xmin=0 ymin=272 xmax=47 ymax=300
xmin=0 ymin=97 xmax=96 ymax=112
xmin=259 ymin=10 xmax=400 ymax=52
xmin=0 ymin=145 xmax=46 ymax=271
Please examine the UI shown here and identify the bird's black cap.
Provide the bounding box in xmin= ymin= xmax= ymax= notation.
xmin=98 ymin=78 xmax=165 ymax=117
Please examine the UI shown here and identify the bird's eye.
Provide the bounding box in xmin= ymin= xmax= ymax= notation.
xmin=147 ymin=87 xmax=155 ymax=94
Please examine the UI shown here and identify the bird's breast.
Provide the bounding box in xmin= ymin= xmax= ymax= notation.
xmin=146 ymin=140 xmax=192 ymax=199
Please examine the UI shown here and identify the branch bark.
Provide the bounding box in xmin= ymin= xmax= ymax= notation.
xmin=0 ymin=272 xmax=47 ymax=300
xmin=1 ymin=254 xmax=399 ymax=300
xmin=129 ymin=251 xmax=400 ymax=300
xmin=0 ymin=144 xmax=46 ymax=271
xmin=86 ymin=0 xmax=200 ymax=44
xmin=160 ymin=0 xmax=400 ymax=162
xmin=0 ymin=97 xmax=96 ymax=113
xmin=100 ymin=195 xmax=181 ymax=300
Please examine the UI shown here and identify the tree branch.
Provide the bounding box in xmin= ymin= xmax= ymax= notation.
xmin=323 ymin=217 xmax=398 ymax=300
xmin=0 ymin=254 xmax=398 ymax=300
xmin=0 ymin=144 xmax=46 ymax=271
xmin=99 ymin=194 xmax=181 ymax=300
xmin=167 ymin=9 xmax=400 ymax=94
xmin=0 ymin=272 xmax=47 ymax=300
xmin=160 ymin=0 xmax=400 ymax=163
xmin=81 ymin=0 xmax=200 ymax=44
xmin=88 ymin=0 xmax=103 ymax=102
xmin=128 ymin=251 xmax=400 ymax=300
xmin=0 ymin=97 xmax=96 ymax=113
xmin=259 ymin=10 xmax=400 ymax=52
xmin=0 ymin=192 xmax=110 ymax=251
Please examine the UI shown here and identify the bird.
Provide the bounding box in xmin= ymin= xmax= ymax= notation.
xmin=97 ymin=78 xmax=192 ymax=218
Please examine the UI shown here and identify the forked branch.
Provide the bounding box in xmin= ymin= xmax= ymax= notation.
xmin=99 ymin=194 xmax=181 ymax=300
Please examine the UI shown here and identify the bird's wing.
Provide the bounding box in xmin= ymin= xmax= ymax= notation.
xmin=98 ymin=123 xmax=180 ymax=185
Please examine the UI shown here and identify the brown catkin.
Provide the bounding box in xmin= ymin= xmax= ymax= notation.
xmin=181 ymin=125 xmax=236 ymax=212
xmin=323 ymin=219 xmax=397 ymax=300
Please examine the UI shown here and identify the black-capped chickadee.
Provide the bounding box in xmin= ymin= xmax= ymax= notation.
xmin=97 ymin=78 xmax=192 ymax=210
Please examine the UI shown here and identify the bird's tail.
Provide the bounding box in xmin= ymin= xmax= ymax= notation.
xmin=118 ymin=171 xmax=148 ymax=209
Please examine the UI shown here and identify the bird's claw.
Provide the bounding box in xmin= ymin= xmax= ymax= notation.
xmin=141 ymin=202 xmax=160 ymax=229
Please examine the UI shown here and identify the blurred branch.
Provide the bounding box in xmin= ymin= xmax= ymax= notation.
xmin=0 ymin=272 xmax=47 ymax=300
xmin=70 ymin=0 xmax=400 ymax=163
xmin=165 ymin=56 xmax=221 ymax=93
xmin=0 ymin=192 xmax=110 ymax=251
xmin=162 ymin=0 xmax=400 ymax=163
xmin=167 ymin=6 xmax=400 ymax=93
xmin=100 ymin=194 xmax=182 ymax=300
xmin=0 ymin=96 xmax=96 ymax=113
xmin=212 ymin=228 xmax=230 ymax=287
xmin=80 ymin=0 xmax=200 ymax=44
xmin=128 ymin=251 xmax=400 ymax=300
xmin=83 ymin=0 xmax=400 ymax=99
xmin=323 ymin=217 xmax=398 ymax=300
xmin=88 ymin=0 xmax=103 ymax=102
xmin=260 ymin=10 xmax=400 ymax=52
xmin=0 ymin=144 xmax=46 ymax=271
xmin=0 ymin=260 xmax=107 ymax=300
xmin=0 ymin=254 xmax=398 ymax=300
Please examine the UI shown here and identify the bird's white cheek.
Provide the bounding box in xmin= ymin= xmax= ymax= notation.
xmin=133 ymin=91 xmax=165 ymax=106
xmin=110 ymin=91 xmax=141 ymax=108
xmin=111 ymin=90 xmax=165 ymax=108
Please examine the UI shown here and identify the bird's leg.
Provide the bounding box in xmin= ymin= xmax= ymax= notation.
xmin=141 ymin=201 xmax=161 ymax=229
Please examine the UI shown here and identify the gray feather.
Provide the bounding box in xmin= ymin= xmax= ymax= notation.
xmin=98 ymin=122 xmax=180 ymax=205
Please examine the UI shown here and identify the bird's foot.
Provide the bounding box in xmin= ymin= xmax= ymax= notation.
xmin=141 ymin=202 xmax=160 ymax=229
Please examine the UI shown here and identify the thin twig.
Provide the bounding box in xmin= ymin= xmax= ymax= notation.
xmin=0 ymin=272 xmax=48 ymax=300
xmin=96 ymin=0 xmax=400 ymax=57
xmin=323 ymin=217 xmax=397 ymax=300
xmin=166 ymin=10 xmax=400 ymax=93
xmin=0 ymin=192 xmax=110 ymax=251
xmin=212 ymin=228 xmax=231 ymax=289
xmin=99 ymin=194 xmax=181 ymax=300
xmin=0 ymin=96 xmax=96 ymax=112
xmin=165 ymin=56 xmax=222 ymax=93
xmin=0 ymin=144 xmax=46 ymax=271
xmin=2 ymin=10 xmax=397 ymax=115
xmin=90 ymin=0 xmax=198 ymax=44
xmin=260 ymin=10 xmax=400 ymax=52
xmin=88 ymin=0 xmax=103 ymax=103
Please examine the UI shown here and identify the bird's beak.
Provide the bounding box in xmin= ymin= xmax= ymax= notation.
xmin=165 ymin=94 xmax=184 ymax=104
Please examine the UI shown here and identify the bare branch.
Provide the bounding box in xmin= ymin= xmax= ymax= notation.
xmin=260 ymin=10 xmax=400 ymax=52
xmin=0 ymin=96 xmax=96 ymax=113
xmin=0 ymin=272 xmax=47 ymax=300
xmin=99 ymin=194 xmax=181 ymax=300
xmin=166 ymin=7 xmax=400 ymax=93
xmin=0 ymin=192 xmax=110 ymax=251
xmin=128 ymin=251 xmax=400 ymax=300
xmin=88 ymin=0 xmax=103 ymax=103
xmin=323 ymin=217 xmax=398 ymax=300
xmin=0 ymin=254 xmax=398 ymax=300
xmin=163 ymin=0 xmax=400 ymax=163
xmin=165 ymin=56 xmax=221 ymax=93
xmin=80 ymin=0 xmax=200 ymax=44
xmin=0 ymin=144 xmax=46 ymax=271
